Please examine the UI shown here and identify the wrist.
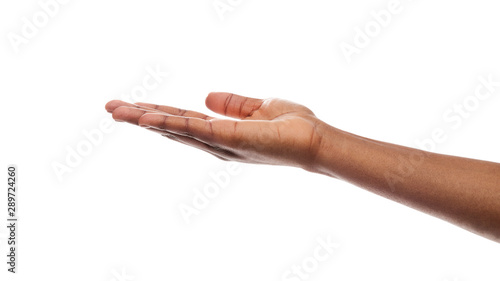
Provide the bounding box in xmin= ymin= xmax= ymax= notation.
xmin=303 ymin=121 xmax=350 ymax=177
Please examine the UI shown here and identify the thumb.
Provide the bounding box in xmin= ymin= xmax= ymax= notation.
xmin=205 ymin=92 xmax=264 ymax=119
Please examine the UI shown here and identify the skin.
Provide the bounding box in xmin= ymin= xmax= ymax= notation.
xmin=105 ymin=92 xmax=500 ymax=243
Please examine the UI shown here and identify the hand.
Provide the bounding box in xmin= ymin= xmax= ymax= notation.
xmin=105 ymin=92 xmax=328 ymax=170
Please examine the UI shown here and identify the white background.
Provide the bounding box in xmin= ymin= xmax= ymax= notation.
xmin=1 ymin=0 xmax=500 ymax=280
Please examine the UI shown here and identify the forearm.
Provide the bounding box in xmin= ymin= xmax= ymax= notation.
xmin=312 ymin=123 xmax=500 ymax=242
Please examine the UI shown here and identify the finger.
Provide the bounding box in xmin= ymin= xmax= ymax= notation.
xmin=205 ymin=92 xmax=263 ymax=119
xmin=138 ymin=113 xmax=217 ymax=141
xmin=135 ymin=102 xmax=213 ymax=120
xmin=145 ymin=128 xmax=234 ymax=161
xmin=106 ymin=99 xmax=169 ymax=116
xmin=105 ymin=100 xmax=138 ymax=113
xmin=112 ymin=106 xmax=156 ymax=125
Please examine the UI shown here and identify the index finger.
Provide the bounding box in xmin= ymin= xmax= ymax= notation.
xmin=135 ymin=102 xmax=213 ymax=120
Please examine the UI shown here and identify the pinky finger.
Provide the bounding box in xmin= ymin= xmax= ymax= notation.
xmin=144 ymin=127 xmax=235 ymax=161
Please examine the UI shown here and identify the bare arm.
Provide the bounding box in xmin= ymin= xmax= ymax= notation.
xmin=315 ymin=124 xmax=500 ymax=242
xmin=105 ymin=92 xmax=500 ymax=242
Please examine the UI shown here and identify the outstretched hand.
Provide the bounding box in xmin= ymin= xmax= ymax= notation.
xmin=105 ymin=92 xmax=328 ymax=169
xmin=106 ymin=92 xmax=500 ymax=242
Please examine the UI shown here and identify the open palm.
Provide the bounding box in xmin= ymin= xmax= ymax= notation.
xmin=105 ymin=92 xmax=326 ymax=169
